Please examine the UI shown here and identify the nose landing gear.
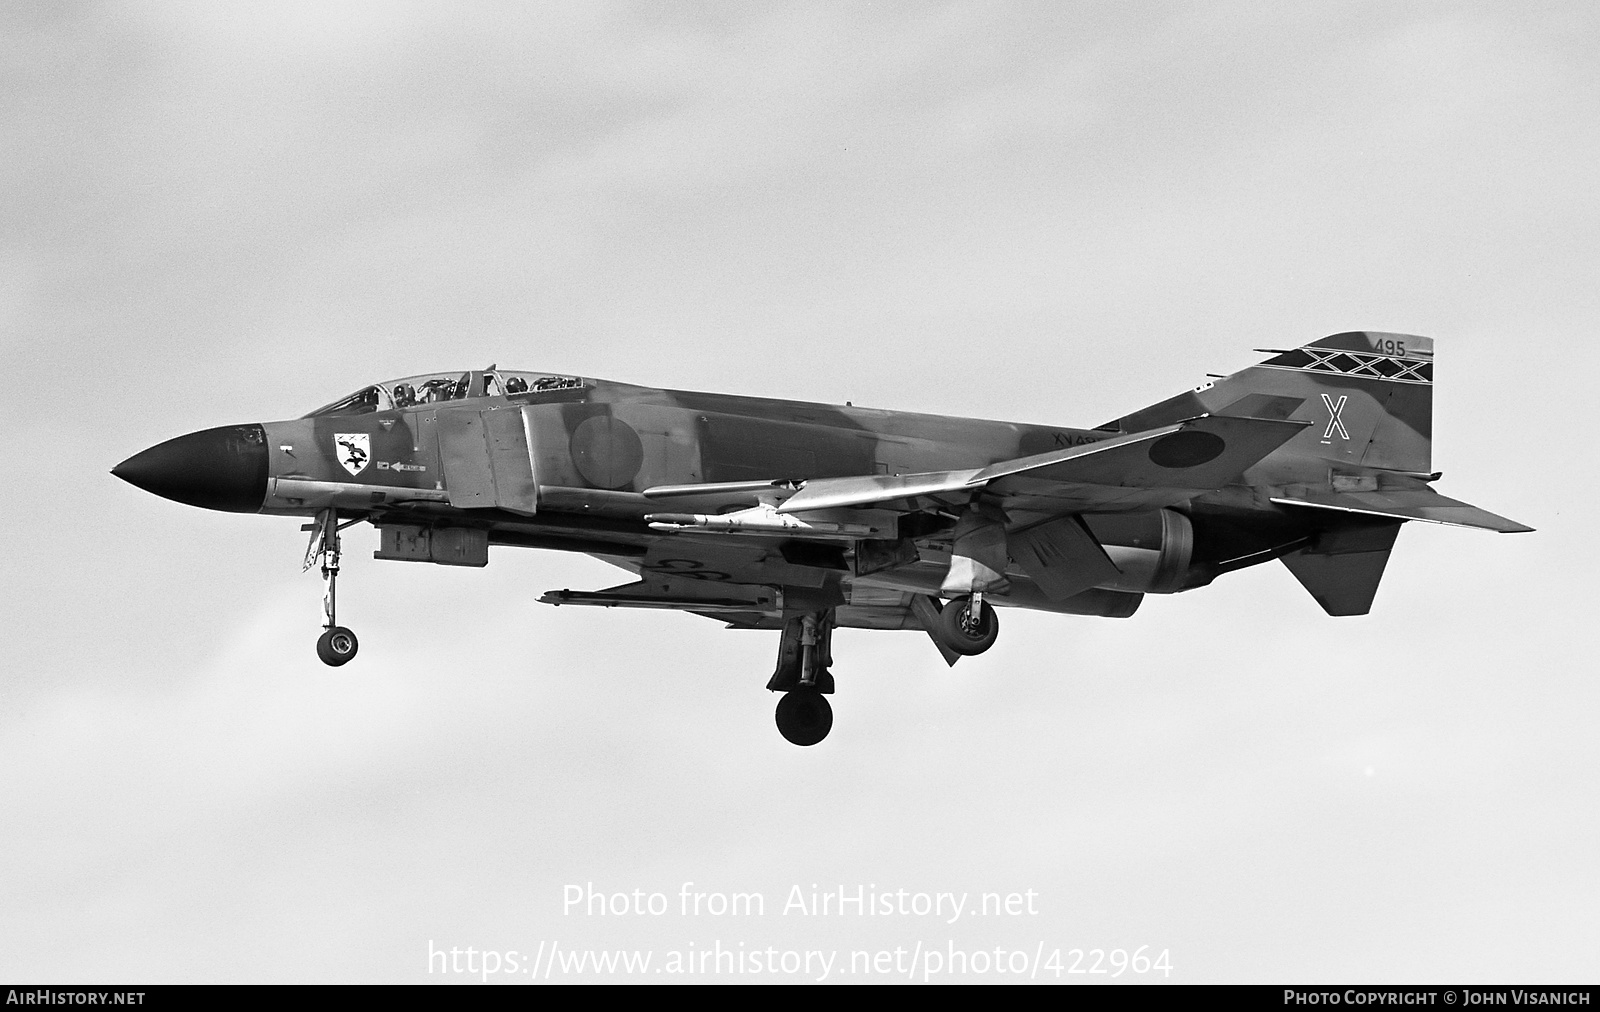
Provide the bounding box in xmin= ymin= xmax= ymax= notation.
xmin=305 ymin=508 xmax=361 ymax=667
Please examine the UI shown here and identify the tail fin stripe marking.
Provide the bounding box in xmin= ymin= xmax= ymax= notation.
xmin=1259 ymin=348 xmax=1432 ymax=385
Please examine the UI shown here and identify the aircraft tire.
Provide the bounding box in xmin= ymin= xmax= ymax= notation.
xmin=317 ymin=626 xmax=359 ymax=667
xmin=775 ymin=690 xmax=833 ymax=746
xmin=937 ymin=597 xmax=999 ymax=656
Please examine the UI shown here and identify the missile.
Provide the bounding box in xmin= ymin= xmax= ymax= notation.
xmin=645 ymin=503 xmax=891 ymax=540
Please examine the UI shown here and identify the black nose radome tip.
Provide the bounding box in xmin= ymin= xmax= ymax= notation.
xmin=113 ymin=424 xmax=269 ymax=513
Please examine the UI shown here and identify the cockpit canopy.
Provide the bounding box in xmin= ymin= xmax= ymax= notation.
xmin=306 ymin=370 xmax=587 ymax=417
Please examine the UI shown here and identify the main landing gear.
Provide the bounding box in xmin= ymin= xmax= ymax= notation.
xmin=935 ymin=593 xmax=999 ymax=656
xmin=762 ymin=597 xmax=1001 ymax=746
xmin=767 ymin=612 xmax=836 ymax=746
xmin=305 ymin=508 xmax=360 ymax=667
xmin=775 ymin=690 xmax=832 ymax=747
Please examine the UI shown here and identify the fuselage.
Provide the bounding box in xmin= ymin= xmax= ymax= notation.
xmin=113 ymin=367 xmax=1311 ymax=624
xmin=274 ymin=372 xmax=1114 ymax=510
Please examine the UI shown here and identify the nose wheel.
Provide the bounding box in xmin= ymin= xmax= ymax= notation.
xmin=305 ymin=508 xmax=361 ymax=666
xmin=317 ymin=626 xmax=359 ymax=666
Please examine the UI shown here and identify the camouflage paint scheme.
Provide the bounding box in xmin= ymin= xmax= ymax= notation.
xmin=113 ymin=332 xmax=1530 ymax=738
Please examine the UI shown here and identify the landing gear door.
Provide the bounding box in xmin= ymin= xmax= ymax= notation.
xmin=436 ymin=407 xmax=538 ymax=515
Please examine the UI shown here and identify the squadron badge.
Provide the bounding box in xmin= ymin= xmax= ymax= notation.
xmin=334 ymin=433 xmax=370 ymax=476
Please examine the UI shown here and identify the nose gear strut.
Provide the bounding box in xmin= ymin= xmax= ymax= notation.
xmin=304 ymin=508 xmax=361 ymax=666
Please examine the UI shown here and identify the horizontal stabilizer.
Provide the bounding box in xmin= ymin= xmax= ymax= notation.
xmin=1272 ymin=487 xmax=1533 ymax=533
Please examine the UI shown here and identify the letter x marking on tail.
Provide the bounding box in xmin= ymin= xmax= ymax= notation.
xmin=1321 ymin=394 xmax=1350 ymax=440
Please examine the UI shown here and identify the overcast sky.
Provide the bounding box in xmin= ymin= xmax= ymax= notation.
xmin=2 ymin=1 xmax=1597 ymax=984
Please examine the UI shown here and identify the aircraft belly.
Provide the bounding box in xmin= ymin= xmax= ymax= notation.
xmin=265 ymin=477 xmax=448 ymax=513
xmin=849 ymin=564 xmax=1142 ymax=618
xmin=638 ymin=539 xmax=831 ymax=590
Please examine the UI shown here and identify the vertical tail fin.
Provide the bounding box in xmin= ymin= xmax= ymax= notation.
xmin=1106 ymin=331 xmax=1434 ymax=476
xmin=1105 ymin=332 xmax=1528 ymax=617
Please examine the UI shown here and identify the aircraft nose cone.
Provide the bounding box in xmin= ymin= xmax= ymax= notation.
xmin=113 ymin=424 xmax=269 ymax=513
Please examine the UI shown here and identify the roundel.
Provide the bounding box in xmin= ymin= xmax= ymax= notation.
xmin=1147 ymin=430 xmax=1226 ymax=469
xmin=570 ymin=414 xmax=644 ymax=489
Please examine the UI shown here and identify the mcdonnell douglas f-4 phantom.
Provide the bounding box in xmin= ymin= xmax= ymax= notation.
xmin=114 ymin=332 xmax=1530 ymax=745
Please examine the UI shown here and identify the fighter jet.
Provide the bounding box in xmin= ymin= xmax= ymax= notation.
xmin=113 ymin=332 xmax=1530 ymax=745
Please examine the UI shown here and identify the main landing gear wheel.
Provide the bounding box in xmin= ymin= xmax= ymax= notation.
xmin=775 ymin=690 xmax=833 ymax=747
xmin=937 ymin=595 xmax=999 ymax=656
xmin=317 ymin=626 xmax=359 ymax=666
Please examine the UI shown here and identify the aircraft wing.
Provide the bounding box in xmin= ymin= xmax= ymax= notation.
xmin=772 ymin=414 xmax=1309 ymax=517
